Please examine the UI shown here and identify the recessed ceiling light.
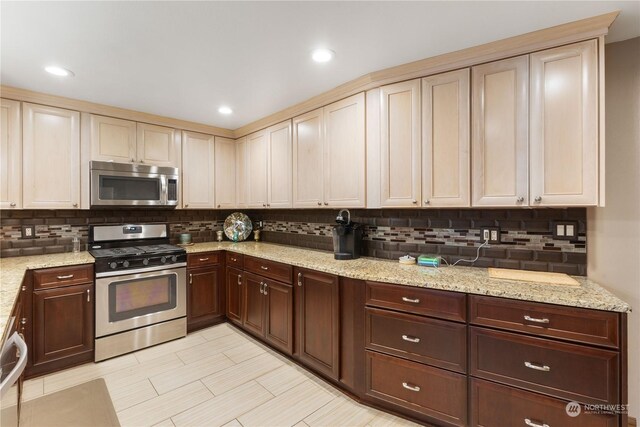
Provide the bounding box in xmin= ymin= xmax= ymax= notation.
xmin=218 ymin=106 xmax=233 ymax=115
xmin=44 ymin=66 xmax=74 ymax=77
xmin=311 ymin=48 xmax=335 ymax=63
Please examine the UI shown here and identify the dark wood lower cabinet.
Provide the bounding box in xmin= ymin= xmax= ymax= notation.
xmin=470 ymin=378 xmax=619 ymax=427
xmin=225 ymin=267 xmax=243 ymax=325
xmin=241 ymin=272 xmax=293 ymax=355
xmin=366 ymin=350 xmax=467 ymax=426
xmin=295 ymin=268 xmax=340 ymax=380
xmin=187 ymin=265 xmax=224 ymax=332
xmin=31 ymin=283 xmax=94 ymax=376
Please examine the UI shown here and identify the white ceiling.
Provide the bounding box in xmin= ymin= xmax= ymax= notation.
xmin=2 ymin=1 xmax=639 ymax=130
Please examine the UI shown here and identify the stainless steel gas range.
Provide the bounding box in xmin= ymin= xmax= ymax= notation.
xmin=89 ymin=223 xmax=187 ymax=361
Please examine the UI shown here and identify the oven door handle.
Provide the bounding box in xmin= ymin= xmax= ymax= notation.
xmin=96 ymin=262 xmax=187 ymax=278
xmin=0 ymin=332 xmax=28 ymax=399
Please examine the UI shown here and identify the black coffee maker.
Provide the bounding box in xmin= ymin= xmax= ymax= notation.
xmin=332 ymin=209 xmax=363 ymax=260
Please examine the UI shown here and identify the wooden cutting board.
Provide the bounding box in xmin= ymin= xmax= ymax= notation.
xmin=488 ymin=268 xmax=580 ymax=287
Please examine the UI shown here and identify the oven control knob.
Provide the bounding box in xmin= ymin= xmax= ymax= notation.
xmin=161 ymin=256 xmax=167 ymax=264
xmin=171 ymin=255 xmax=178 ymax=263
xmin=109 ymin=262 xmax=118 ymax=269
xmin=122 ymin=260 xmax=130 ymax=268
xmin=142 ymin=258 xmax=149 ymax=266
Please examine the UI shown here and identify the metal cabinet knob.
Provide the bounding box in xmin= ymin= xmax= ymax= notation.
xmin=423 ymin=200 xmax=429 ymax=205
xmin=184 ymin=204 xmax=189 ymax=208
xmin=267 ymin=204 xmax=270 ymax=207
xmin=517 ymin=197 xmax=525 ymax=203
xmin=217 ymin=204 xmax=221 ymax=208
xmin=323 ymin=202 xmax=328 ymax=206
xmin=262 ymin=204 xmax=266 ymax=208
xmin=140 ymin=159 xmax=145 ymax=163
xmin=317 ymin=202 xmax=322 ymax=206
xmin=131 ymin=158 xmax=135 ymax=162
xmin=10 ymin=202 xmax=16 ymax=207
xmin=73 ymin=203 xmax=78 ymax=208
xmin=412 ymin=200 xmax=417 ymax=204
xmin=534 ymin=196 xmax=542 ymax=203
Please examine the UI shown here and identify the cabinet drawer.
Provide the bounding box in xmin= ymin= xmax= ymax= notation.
xmin=245 ymin=256 xmax=292 ymax=284
xmin=365 ymin=281 xmax=466 ymax=322
xmin=470 ymin=378 xmax=618 ymax=427
xmin=225 ymin=252 xmax=244 ymax=269
xmin=365 ymin=307 xmax=466 ymax=373
xmin=366 ymin=351 xmax=467 ymax=426
xmin=33 ymin=264 xmax=94 ymax=289
xmin=469 ymin=295 xmax=619 ymax=348
xmin=470 ymin=327 xmax=619 ymax=405
xmin=187 ymin=252 xmax=222 ymax=268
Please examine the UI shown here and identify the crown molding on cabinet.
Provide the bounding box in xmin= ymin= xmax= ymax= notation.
xmin=0 ymin=85 xmax=235 ymax=139
xmin=233 ymin=11 xmax=618 ymax=138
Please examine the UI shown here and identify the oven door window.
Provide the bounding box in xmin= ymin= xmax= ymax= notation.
xmin=99 ymin=175 xmax=161 ymax=201
xmin=108 ymin=274 xmax=177 ymax=322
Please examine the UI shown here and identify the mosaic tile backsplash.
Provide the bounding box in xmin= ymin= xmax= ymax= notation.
xmin=0 ymin=208 xmax=587 ymax=275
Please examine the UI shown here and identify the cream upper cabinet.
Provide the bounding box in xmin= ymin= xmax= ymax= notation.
xmin=214 ymin=137 xmax=236 ymax=209
xmin=267 ymin=120 xmax=292 ymax=208
xmin=182 ymin=131 xmax=215 ymax=209
xmin=88 ymin=114 xmax=136 ymax=163
xmin=293 ymin=108 xmax=324 ymax=208
xmin=422 ymin=69 xmax=470 ymax=207
xmin=324 ymin=93 xmax=366 ymax=208
xmin=472 ymin=56 xmax=529 ymax=207
xmin=23 ymin=103 xmax=80 ymax=209
xmin=235 ymin=137 xmax=248 ymax=208
xmin=136 ymin=123 xmax=181 ymax=168
xmin=246 ymin=130 xmax=268 ymax=208
xmin=380 ymin=80 xmax=421 ymax=207
xmin=0 ymin=99 xmax=22 ymax=209
xmin=530 ymin=39 xmax=599 ymax=206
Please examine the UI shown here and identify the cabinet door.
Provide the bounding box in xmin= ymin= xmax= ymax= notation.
xmin=0 ymin=99 xmax=21 ymax=209
xmin=243 ymin=273 xmax=266 ymax=337
xmin=88 ymin=114 xmax=136 ymax=163
xmin=235 ymin=137 xmax=248 ymax=208
xmin=246 ymin=130 xmax=268 ymax=208
xmin=472 ymin=56 xmax=529 ymax=207
xmin=215 ymin=137 xmax=236 ymax=209
xmin=422 ymin=69 xmax=470 ymax=207
xmin=32 ymin=283 xmax=94 ymax=367
xmin=136 ymin=123 xmax=181 ymax=167
xmin=182 ymin=131 xmax=215 ymax=209
xmin=226 ymin=267 xmax=243 ymax=325
xmin=324 ymin=93 xmax=366 ymax=208
xmin=187 ymin=266 xmax=223 ymax=331
xmin=380 ymin=80 xmax=421 ymax=207
xmin=264 ymin=280 xmax=293 ymax=355
xmin=267 ymin=120 xmax=292 ymax=208
xmin=292 ymin=108 xmax=324 ymax=208
xmin=23 ymin=103 xmax=80 ymax=209
xmin=530 ymin=40 xmax=598 ymax=206
xmin=295 ymin=268 xmax=340 ymax=380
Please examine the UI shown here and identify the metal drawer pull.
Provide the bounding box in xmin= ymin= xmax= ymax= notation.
xmin=524 ymin=361 xmax=550 ymax=372
xmin=87 ymin=289 xmax=91 ymax=302
xmin=199 ymin=258 xmax=210 ymax=262
xmin=261 ymin=266 xmax=269 ymax=270
xmin=230 ymin=257 xmax=237 ymax=262
xmin=263 ymin=284 xmax=268 ymax=295
xmin=524 ymin=315 xmax=550 ymax=324
xmin=402 ymin=335 xmax=420 ymax=343
xmin=237 ymin=275 xmax=242 ymax=286
xmin=56 ymin=274 xmax=74 ymax=280
xmin=401 ymin=297 xmax=420 ymax=304
xmin=524 ymin=418 xmax=549 ymax=427
xmin=298 ymin=272 xmax=302 ymax=287
xmin=189 ymin=274 xmax=193 ymax=285
xmin=259 ymin=282 xmax=264 ymax=294
xmin=402 ymin=382 xmax=420 ymax=392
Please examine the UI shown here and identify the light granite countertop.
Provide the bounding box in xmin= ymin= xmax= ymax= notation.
xmin=1 ymin=242 xmax=631 ymax=343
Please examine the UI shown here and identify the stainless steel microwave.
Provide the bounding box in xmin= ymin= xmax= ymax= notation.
xmin=90 ymin=161 xmax=179 ymax=207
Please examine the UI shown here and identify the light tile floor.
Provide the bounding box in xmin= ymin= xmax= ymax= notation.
xmin=22 ymin=323 xmax=424 ymax=427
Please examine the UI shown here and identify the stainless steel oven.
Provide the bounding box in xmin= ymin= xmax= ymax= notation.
xmin=90 ymin=161 xmax=179 ymax=207
xmin=90 ymin=223 xmax=188 ymax=361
